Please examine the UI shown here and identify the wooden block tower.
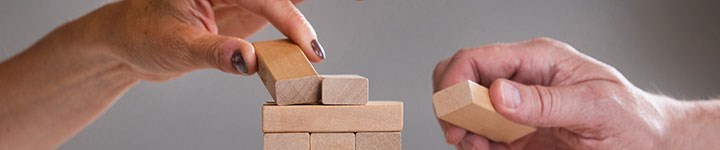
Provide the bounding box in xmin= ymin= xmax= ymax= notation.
xmin=254 ymin=39 xmax=404 ymax=150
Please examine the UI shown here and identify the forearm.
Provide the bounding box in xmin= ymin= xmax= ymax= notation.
xmin=663 ymin=96 xmax=720 ymax=149
xmin=0 ymin=4 xmax=138 ymax=149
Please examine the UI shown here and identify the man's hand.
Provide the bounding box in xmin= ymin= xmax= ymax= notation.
xmin=432 ymin=37 xmax=675 ymax=149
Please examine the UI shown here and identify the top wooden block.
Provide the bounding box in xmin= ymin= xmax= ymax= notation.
xmin=254 ymin=39 xmax=320 ymax=105
xmin=432 ymin=80 xmax=536 ymax=143
xmin=321 ymin=74 xmax=369 ymax=105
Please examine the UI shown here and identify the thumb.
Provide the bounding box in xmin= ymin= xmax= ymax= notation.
xmin=188 ymin=33 xmax=257 ymax=75
xmin=489 ymin=79 xmax=600 ymax=127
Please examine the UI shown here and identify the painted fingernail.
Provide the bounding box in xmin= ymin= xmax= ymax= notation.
xmin=311 ymin=39 xmax=326 ymax=59
xmin=231 ymin=51 xmax=248 ymax=74
xmin=501 ymin=81 xmax=521 ymax=109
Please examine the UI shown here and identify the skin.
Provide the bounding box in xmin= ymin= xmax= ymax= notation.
xmin=1 ymin=1 xmax=718 ymax=150
xmin=432 ymin=37 xmax=720 ymax=149
xmin=0 ymin=0 xmax=322 ymax=149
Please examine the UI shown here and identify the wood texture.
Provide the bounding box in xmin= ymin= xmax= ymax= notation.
xmin=320 ymin=74 xmax=368 ymax=105
xmin=432 ymin=80 xmax=536 ymax=143
xmin=275 ymin=76 xmax=321 ymax=105
xmin=355 ymin=132 xmax=402 ymax=150
xmin=254 ymin=39 xmax=320 ymax=105
xmin=264 ymin=133 xmax=310 ymax=150
xmin=263 ymin=101 xmax=403 ymax=132
xmin=310 ymin=133 xmax=355 ymax=150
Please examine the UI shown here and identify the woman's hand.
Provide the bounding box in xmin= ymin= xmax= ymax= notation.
xmin=0 ymin=1 xmax=324 ymax=149
xmin=432 ymin=38 xmax=679 ymax=149
xmin=93 ymin=0 xmax=324 ymax=81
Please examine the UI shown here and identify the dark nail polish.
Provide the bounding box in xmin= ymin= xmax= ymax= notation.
xmin=311 ymin=39 xmax=326 ymax=59
xmin=231 ymin=51 xmax=247 ymax=74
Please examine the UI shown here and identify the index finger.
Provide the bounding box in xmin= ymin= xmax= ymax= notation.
xmin=435 ymin=44 xmax=521 ymax=90
xmin=244 ymin=0 xmax=325 ymax=62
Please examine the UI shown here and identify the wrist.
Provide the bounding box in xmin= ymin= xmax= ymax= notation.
xmin=60 ymin=2 xmax=124 ymax=57
xmin=660 ymin=95 xmax=720 ymax=149
xmin=48 ymin=2 xmax=135 ymax=76
xmin=15 ymin=1 xmax=137 ymax=82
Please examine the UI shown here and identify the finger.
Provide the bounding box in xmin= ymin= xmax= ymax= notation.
xmin=489 ymin=143 xmax=509 ymax=150
xmin=433 ymin=58 xmax=451 ymax=92
xmin=436 ymin=37 xmax=580 ymax=91
xmin=460 ymin=133 xmax=490 ymax=150
xmin=214 ymin=5 xmax=268 ymax=38
xmin=183 ymin=27 xmax=258 ymax=75
xmin=435 ymin=45 xmax=521 ymax=90
xmin=439 ymin=120 xmax=467 ymax=145
xmin=489 ymin=79 xmax=610 ymax=127
xmin=250 ymin=0 xmax=325 ymax=62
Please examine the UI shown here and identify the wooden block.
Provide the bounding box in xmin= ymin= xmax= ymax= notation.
xmin=263 ymin=101 xmax=403 ymax=132
xmin=432 ymin=80 xmax=536 ymax=143
xmin=275 ymin=76 xmax=321 ymax=105
xmin=310 ymin=133 xmax=355 ymax=150
xmin=254 ymin=39 xmax=320 ymax=105
xmin=355 ymin=132 xmax=401 ymax=150
xmin=320 ymin=74 xmax=368 ymax=105
xmin=264 ymin=133 xmax=310 ymax=150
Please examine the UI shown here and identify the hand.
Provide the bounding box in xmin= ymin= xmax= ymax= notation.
xmin=432 ymin=37 xmax=675 ymax=149
xmin=0 ymin=1 xmax=326 ymax=148
xmin=85 ymin=0 xmax=324 ymax=81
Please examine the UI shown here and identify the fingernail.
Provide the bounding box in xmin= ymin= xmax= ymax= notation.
xmin=231 ymin=51 xmax=248 ymax=74
xmin=501 ymin=81 xmax=521 ymax=109
xmin=310 ymin=39 xmax=326 ymax=59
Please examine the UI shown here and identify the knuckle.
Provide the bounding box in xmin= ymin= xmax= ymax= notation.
xmin=451 ymin=48 xmax=475 ymax=60
xmin=436 ymin=58 xmax=451 ymax=68
xmin=286 ymin=8 xmax=306 ymax=24
xmin=531 ymin=37 xmax=557 ymax=43
xmin=432 ymin=59 xmax=451 ymax=87
xmin=527 ymin=37 xmax=579 ymax=54
xmin=206 ymin=39 xmax=227 ymax=69
xmin=531 ymin=85 xmax=556 ymax=126
xmin=433 ymin=59 xmax=450 ymax=74
xmin=449 ymin=44 xmax=499 ymax=57
xmin=478 ymin=43 xmax=507 ymax=51
xmin=268 ymin=0 xmax=306 ymax=24
xmin=188 ymin=36 xmax=225 ymax=70
xmin=452 ymin=43 xmax=508 ymax=61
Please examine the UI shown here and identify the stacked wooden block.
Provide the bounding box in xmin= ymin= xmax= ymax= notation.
xmin=255 ymin=39 xmax=403 ymax=150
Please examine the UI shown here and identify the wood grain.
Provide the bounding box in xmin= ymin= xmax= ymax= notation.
xmin=432 ymin=80 xmax=536 ymax=143
xmin=262 ymin=101 xmax=403 ymax=132
xmin=320 ymin=74 xmax=368 ymax=105
xmin=254 ymin=39 xmax=320 ymax=105
xmin=355 ymin=132 xmax=401 ymax=150
xmin=275 ymin=76 xmax=321 ymax=105
xmin=310 ymin=133 xmax=355 ymax=150
xmin=264 ymin=133 xmax=310 ymax=150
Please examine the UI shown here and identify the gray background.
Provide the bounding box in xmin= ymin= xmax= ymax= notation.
xmin=1 ymin=0 xmax=719 ymax=149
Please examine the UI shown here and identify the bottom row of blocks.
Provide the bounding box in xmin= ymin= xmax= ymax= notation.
xmin=264 ymin=132 xmax=401 ymax=150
